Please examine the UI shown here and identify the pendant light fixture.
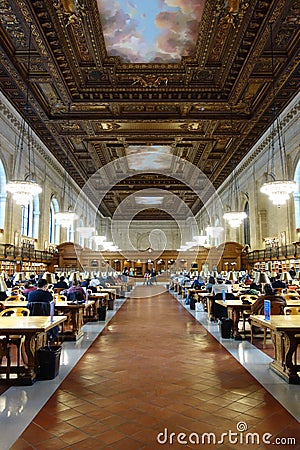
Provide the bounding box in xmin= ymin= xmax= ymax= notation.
xmin=6 ymin=24 xmax=42 ymax=205
xmin=55 ymin=147 xmax=77 ymax=228
xmin=223 ymin=114 xmax=247 ymax=228
xmin=260 ymin=23 xmax=297 ymax=207
xmin=76 ymin=202 xmax=95 ymax=238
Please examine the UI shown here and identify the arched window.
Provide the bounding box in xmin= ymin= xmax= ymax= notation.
xmin=0 ymin=159 xmax=7 ymax=230
xmin=68 ymin=222 xmax=75 ymax=243
xmin=49 ymin=197 xmax=60 ymax=244
xmin=244 ymin=202 xmax=250 ymax=245
xmin=294 ymin=161 xmax=300 ymax=229
xmin=78 ymin=218 xmax=85 ymax=247
xmin=21 ymin=201 xmax=33 ymax=237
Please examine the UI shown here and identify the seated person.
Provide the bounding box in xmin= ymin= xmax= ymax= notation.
xmin=191 ymin=276 xmax=204 ymax=290
xmin=206 ymin=276 xmax=215 ymax=293
xmin=251 ymin=284 xmax=286 ymax=315
xmin=89 ymin=275 xmax=100 ymax=292
xmin=210 ymin=277 xmax=233 ymax=321
xmin=54 ymin=276 xmax=69 ymax=289
xmin=272 ymin=275 xmax=286 ymax=289
xmin=22 ymin=281 xmax=37 ymax=298
xmin=26 ymin=274 xmax=37 ymax=286
xmin=27 ymin=279 xmax=58 ymax=342
xmin=66 ymin=280 xmax=86 ymax=302
xmin=211 ymin=276 xmax=232 ymax=295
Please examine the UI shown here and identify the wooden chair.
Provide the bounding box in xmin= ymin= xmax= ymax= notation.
xmin=53 ymin=287 xmax=65 ymax=294
xmin=5 ymin=295 xmax=24 ymax=302
xmin=0 ymin=307 xmax=30 ymax=377
xmin=284 ymin=306 xmax=300 ymax=315
xmin=273 ymin=288 xmax=285 ymax=295
xmin=250 ymin=299 xmax=286 ymax=348
xmin=241 ymin=295 xmax=258 ymax=332
xmin=284 ymin=294 xmax=300 ymax=301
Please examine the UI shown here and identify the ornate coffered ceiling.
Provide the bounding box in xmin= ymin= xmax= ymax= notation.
xmin=0 ymin=0 xmax=299 ymax=220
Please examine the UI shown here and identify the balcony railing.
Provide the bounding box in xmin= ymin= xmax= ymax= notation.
xmin=247 ymin=242 xmax=300 ymax=263
xmin=0 ymin=244 xmax=55 ymax=262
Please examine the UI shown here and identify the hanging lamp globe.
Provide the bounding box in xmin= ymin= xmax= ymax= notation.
xmin=260 ymin=180 xmax=297 ymax=207
xmin=223 ymin=211 xmax=247 ymax=228
xmin=93 ymin=235 xmax=107 ymax=245
xmin=6 ymin=180 xmax=42 ymax=206
xmin=76 ymin=226 xmax=95 ymax=238
xmin=205 ymin=226 xmax=224 ymax=238
xmin=55 ymin=210 xmax=77 ymax=228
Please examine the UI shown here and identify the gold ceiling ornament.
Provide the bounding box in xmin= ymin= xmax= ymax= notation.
xmin=54 ymin=0 xmax=85 ymax=27
xmin=216 ymin=0 xmax=249 ymax=28
xmin=132 ymin=75 xmax=168 ymax=88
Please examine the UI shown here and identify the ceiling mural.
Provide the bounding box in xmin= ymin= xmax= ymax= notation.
xmin=97 ymin=0 xmax=206 ymax=63
xmin=125 ymin=146 xmax=173 ymax=170
xmin=135 ymin=197 xmax=164 ymax=205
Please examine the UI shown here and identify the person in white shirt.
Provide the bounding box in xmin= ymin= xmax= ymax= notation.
xmin=210 ymin=277 xmax=234 ymax=321
xmin=211 ymin=277 xmax=232 ymax=295
xmin=89 ymin=276 xmax=100 ymax=288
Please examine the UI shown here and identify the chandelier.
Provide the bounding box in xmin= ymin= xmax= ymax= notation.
xmin=6 ymin=24 xmax=42 ymax=206
xmin=55 ymin=210 xmax=77 ymax=229
xmin=260 ymin=180 xmax=296 ymax=206
xmin=193 ymin=235 xmax=209 ymax=245
xmin=223 ymin=211 xmax=247 ymax=228
xmin=55 ymin=147 xmax=77 ymax=228
xmin=76 ymin=226 xmax=95 ymax=238
xmin=260 ymin=23 xmax=297 ymax=207
xmin=93 ymin=235 xmax=107 ymax=246
xmin=223 ymin=118 xmax=247 ymax=228
xmin=76 ymin=201 xmax=95 ymax=237
xmin=205 ymin=226 xmax=224 ymax=238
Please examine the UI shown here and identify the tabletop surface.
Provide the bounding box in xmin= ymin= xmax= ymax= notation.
xmin=0 ymin=315 xmax=67 ymax=332
xmin=55 ymin=300 xmax=95 ymax=308
xmin=88 ymin=293 xmax=110 ymax=297
xmin=215 ymin=298 xmax=300 ymax=307
xmin=249 ymin=315 xmax=300 ymax=330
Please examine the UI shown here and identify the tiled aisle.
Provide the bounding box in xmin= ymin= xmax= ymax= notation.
xmin=3 ymin=286 xmax=300 ymax=449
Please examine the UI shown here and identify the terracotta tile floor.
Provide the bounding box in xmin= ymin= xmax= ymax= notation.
xmin=11 ymin=286 xmax=300 ymax=449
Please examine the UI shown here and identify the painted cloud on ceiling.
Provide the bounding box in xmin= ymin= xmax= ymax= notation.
xmin=97 ymin=0 xmax=206 ymax=63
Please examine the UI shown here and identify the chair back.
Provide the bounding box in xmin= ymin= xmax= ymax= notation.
xmin=6 ymin=295 xmax=21 ymax=302
xmin=273 ymin=288 xmax=284 ymax=295
xmin=240 ymin=294 xmax=258 ymax=302
xmin=0 ymin=307 xmax=30 ymax=317
xmin=67 ymin=291 xmax=84 ymax=302
xmin=284 ymin=294 xmax=300 ymax=301
xmin=56 ymin=294 xmax=67 ymax=302
xmin=27 ymin=302 xmax=50 ymax=316
xmin=284 ymin=306 xmax=300 ymax=315
xmin=54 ymin=287 xmax=64 ymax=294
xmin=255 ymin=297 xmax=286 ymax=315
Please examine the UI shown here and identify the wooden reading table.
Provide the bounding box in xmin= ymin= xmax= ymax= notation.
xmin=0 ymin=315 xmax=67 ymax=385
xmin=215 ymin=297 xmax=300 ymax=340
xmin=249 ymin=315 xmax=300 ymax=384
xmin=54 ymin=300 xmax=95 ymax=341
xmin=215 ymin=298 xmax=253 ymax=339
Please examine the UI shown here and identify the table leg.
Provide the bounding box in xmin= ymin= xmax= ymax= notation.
xmin=20 ymin=332 xmax=47 ymax=384
xmin=228 ymin=308 xmax=243 ymax=340
xmin=270 ymin=331 xmax=300 ymax=384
